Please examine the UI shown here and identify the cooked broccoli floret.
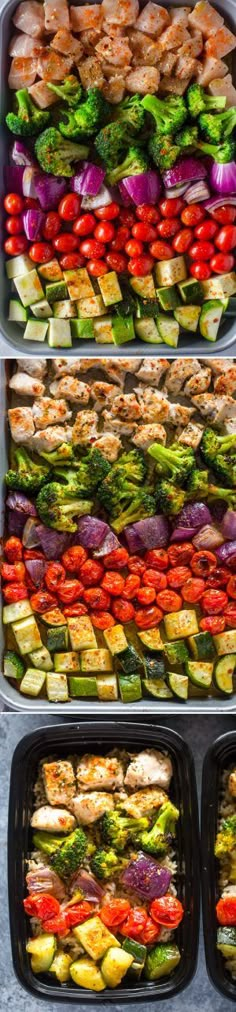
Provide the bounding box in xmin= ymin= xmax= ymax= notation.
xmin=48 ymin=75 xmax=82 ymax=107
xmin=208 ymin=484 xmax=236 ymax=509
xmin=215 ymin=816 xmax=236 ymax=857
xmin=148 ymin=133 xmax=180 ymax=171
xmin=58 ymin=110 xmax=83 ymax=140
xmin=51 ymin=827 xmax=88 ymax=878
xmin=142 ymin=93 xmax=187 ymax=135
xmin=101 ymin=810 xmax=149 ymax=853
xmin=106 ymin=145 xmax=149 ymax=187
xmin=6 ymin=88 xmax=50 ymax=136
xmin=201 ymin=428 xmax=236 ymax=484
xmin=186 ymin=469 xmax=209 ymax=499
xmin=36 ymin=482 xmax=93 ymax=532
xmin=148 ymin=441 xmax=195 ymax=485
xmin=155 ymin=480 xmax=186 ymax=516
xmin=39 ymin=443 xmax=75 ymax=466
xmin=91 ymin=848 xmax=128 ymax=880
xmin=140 ymin=802 xmax=179 ymax=856
xmin=186 ymin=82 xmax=227 ymax=118
xmin=56 ymin=449 xmax=111 ymax=496
xmin=95 ymin=121 xmax=129 ymax=169
xmin=111 ymin=492 xmax=156 ymax=534
xmin=5 ymin=448 xmax=50 ymax=494
xmin=196 ymin=138 xmax=236 ymax=164
xmin=199 ymin=108 xmax=236 ymax=144
xmin=175 ymin=125 xmax=198 ymax=148
xmin=32 ymin=832 xmax=67 ymax=855
xmin=35 ymin=128 xmax=89 ymax=176
xmin=69 ymin=87 xmax=110 ymax=137
xmin=115 ymin=94 xmax=146 ymax=133
xmin=97 ymin=469 xmax=155 ymax=532
xmin=112 ymin=449 xmax=147 ymax=484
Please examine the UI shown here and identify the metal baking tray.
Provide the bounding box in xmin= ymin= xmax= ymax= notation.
xmin=1 ymin=357 xmax=236 ymax=712
xmin=0 ymin=0 xmax=236 ymax=357
xmin=8 ymin=720 xmax=200 ymax=1002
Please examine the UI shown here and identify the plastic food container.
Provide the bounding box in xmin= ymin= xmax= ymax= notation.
xmin=8 ymin=719 xmax=200 ymax=1002
xmin=0 ymin=0 xmax=236 ymax=356
xmin=201 ymin=730 xmax=236 ymax=1000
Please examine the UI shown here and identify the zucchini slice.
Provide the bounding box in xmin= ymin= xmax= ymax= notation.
xmin=185 ymin=660 xmax=213 ymax=689
xmin=214 ymin=655 xmax=236 ymax=695
xmin=143 ymin=678 xmax=173 ymax=699
xmin=167 ymin=672 xmax=188 ymax=700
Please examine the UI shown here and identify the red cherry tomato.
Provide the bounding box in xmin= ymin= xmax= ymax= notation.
xmin=120 ymin=908 xmax=147 ymax=939
xmin=199 ymin=616 xmax=225 ymax=634
xmin=80 ymin=559 xmax=104 ymax=587
xmin=225 ymin=602 xmax=236 ymax=627
xmin=206 ymin=567 xmax=231 ymax=589
xmin=132 ymin=222 xmax=157 ymax=242
xmin=110 ymin=225 xmax=130 ymax=251
xmin=100 ymin=899 xmax=131 ymax=929
xmin=210 ymin=252 xmax=234 ymax=273
xmin=80 ymin=238 xmax=106 ymax=258
xmin=102 ymin=571 xmax=125 ymax=596
xmin=172 ymin=227 xmax=193 ymax=254
xmin=58 ymin=193 xmax=81 ymax=221
xmin=125 ymin=239 xmax=144 ymax=257
xmin=227 ymin=576 xmax=236 ymax=599
xmin=140 ymin=917 xmax=161 ymax=945
xmin=112 ymin=598 xmax=135 ymax=622
xmin=4 ymin=537 xmax=23 ymax=562
xmin=5 ymin=215 xmax=23 ymax=235
xmin=83 ymin=587 xmax=110 ymax=610
xmin=157 ymin=218 xmax=179 ymax=239
xmin=87 ymin=259 xmax=108 ymax=276
xmin=191 ymin=551 xmax=217 ymax=577
xmin=91 ymin=611 xmax=115 ymax=629
xmin=216 ymin=896 xmax=236 ymax=925
xmin=128 ymin=254 xmax=154 ymax=275
xmin=3 ymin=583 xmax=28 ymax=602
xmin=190 ymin=262 xmax=211 ymax=280
xmin=45 ymin=562 xmax=65 ymax=592
xmin=29 ymin=241 xmax=53 ymax=263
xmin=194 ymin=220 xmax=218 ymax=240
xmin=4 ymin=235 xmax=28 ymax=255
xmin=182 ymin=578 xmax=205 ymax=603
xmin=94 ymin=202 xmax=120 ymax=220
xmin=30 ymin=591 xmax=57 ymax=613
xmin=122 ymin=574 xmax=141 ymax=599
xmin=150 ymin=895 xmax=184 ymax=929
xmin=94 ymin=221 xmax=115 ymax=243
xmin=136 ymin=586 xmax=156 ymax=605
xmin=181 ymin=204 xmax=205 ymax=226
xmin=149 ymin=240 xmax=174 ymax=260
xmin=106 ymin=252 xmax=128 ymax=271
xmin=160 ymin=197 xmax=185 ymax=217
xmin=43 ymin=212 xmax=61 ymax=240
xmin=127 ymin=555 xmax=146 ymax=576
xmin=201 ymin=589 xmax=228 ymax=614
xmin=136 ymin=204 xmax=160 ymax=223
xmin=59 ymin=253 xmax=85 ymax=269
xmin=63 ymin=603 xmax=88 ymax=617
xmin=167 ymin=565 xmax=191 ymax=588
xmin=4 ymin=193 xmax=24 ymax=215
xmin=168 ymin=542 xmax=194 ymax=566
xmin=118 ymin=208 xmax=136 ymax=227
xmin=58 ymin=579 xmax=84 ymax=603
xmin=62 ymin=547 xmax=88 ymax=572
xmin=156 ymin=590 xmax=182 ymax=612
xmin=189 ymin=240 xmax=215 ymax=261
xmin=104 ymin=548 xmax=129 ymax=569
xmin=215 ymin=225 xmax=236 ymax=253
xmin=211 ymin=205 xmax=236 ymax=224
xmin=143 ymin=568 xmax=167 ymax=590
xmin=145 ymin=548 xmax=168 ymax=570
xmin=134 ymin=606 xmax=163 ymax=629
xmin=73 ymin=213 xmax=96 ymax=237
xmin=54 ymin=233 xmax=78 ymax=253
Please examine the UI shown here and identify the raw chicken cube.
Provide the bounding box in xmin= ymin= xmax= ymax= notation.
xmin=110 ymin=392 xmax=142 ymax=422
xmin=95 ymin=36 xmax=132 ymax=66
xmin=122 ymin=787 xmax=168 ymax=818
xmin=9 ymin=33 xmax=43 ymax=57
xmin=160 ymin=76 xmax=191 ymax=95
xmin=76 ymin=754 xmax=124 ymax=791
xmin=37 ymin=49 xmax=73 ymax=81
xmin=165 ymin=359 xmax=200 ymax=393
xmin=205 ymin=26 xmax=236 ymax=59
xmin=93 ymin=433 xmax=122 ymax=462
xmin=196 ymin=57 xmax=228 ymax=86
xmin=71 ymin=792 xmax=114 ymax=824
xmin=90 ymin=381 xmax=118 ymax=411
xmin=43 ymin=760 xmax=76 ymax=807
xmin=8 ymin=406 xmax=35 ymax=443
xmin=175 ymin=55 xmax=199 ymax=78
xmin=102 ymin=76 xmax=126 ymax=103
xmin=79 ymin=57 xmax=104 ymax=89
xmin=188 ymin=2 xmax=224 ymax=37
xmin=9 ymin=372 xmax=45 ymax=397
xmin=103 ymin=411 xmax=138 ymax=438
xmin=170 ymin=7 xmax=191 ymax=26
xmin=135 ymin=2 xmax=170 ymax=37
xmin=51 ymin=30 xmax=83 ymax=61
xmin=179 ymin=32 xmax=203 ymax=58
xmin=128 ymin=30 xmax=162 ymax=66
xmin=159 ymin=53 xmax=177 ymax=75
xmin=159 ymin=24 xmax=190 ymax=51
xmin=102 ymin=20 xmax=127 ymax=37
xmin=208 ymin=359 xmax=233 ymax=375
xmin=70 ymin=5 xmax=102 ymax=32
xmin=32 ymin=397 xmax=72 ymax=429
xmin=134 ymin=387 xmax=170 ymax=423
xmin=209 ymin=73 xmax=236 ymax=108
xmin=126 ymin=66 xmax=160 ymax=93
xmin=101 ymin=0 xmax=139 ymax=26
xmin=79 ymin=28 xmax=102 ymax=54
xmin=136 ymin=358 xmax=169 ymax=386
xmin=44 ymin=0 xmax=70 ymax=32
xmin=169 ymin=403 xmax=194 ymax=426
xmin=13 ymin=1 xmax=45 ymax=37
xmin=29 ymin=80 xmax=58 ymax=107
xmin=8 ymin=57 xmax=37 ymax=88
xmin=192 ymin=394 xmax=236 ymax=423
xmin=124 ymin=749 xmax=172 ymax=791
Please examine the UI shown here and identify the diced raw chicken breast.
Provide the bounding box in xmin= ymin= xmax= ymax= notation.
xmin=44 ymin=0 xmax=70 ymax=33
xmin=136 ymin=358 xmax=169 ymax=386
xmin=51 ymin=30 xmax=83 ymax=61
xmin=79 ymin=56 xmax=104 ymax=89
xmin=37 ymin=49 xmax=73 ymax=81
xmin=122 ymin=787 xmax=168 ymax=818
xmin=170 ymin=7 xmax=191 ymax=26
xmin=188 ymin=2 xmax=224 ymax=37
xmin=79 ymin=29 xmax=102 ymax=54
xmin=102 ymin=21 xmax=127 ymax=37
xmin=135 ymin=2 xmax=170 ymax=37
xmin=214 ymin=368 xmax=236 ymax=395
xmin=8 ymin=406 xmax=35 ymax=443
xmin=93 ymin=432 xmax=122 ymax=462
xmin=132 ymin=423 xmax=167 ymax=449
xmin=43 ymin=761 xmax=76 ymax=807
xmin=175 ymin=55 xmax=199 ymax=79
xmin=178 ymin=33 xmax=203 ymax=58
xmin=95 ymin=36 xmax=132 ymax=66
xmin=103 ymin=411 xmax=138 ymax=437
xmin=209 ymin=73 xmax=236 ymax=108
xmin=159 ymin=24 xmax=190 ymax=51
xmin=72 ymin=410 xmax=98 ymax=446
xmin=102 ymin=76 xmax=126 ymax=102
xmin=197 ymin=56 xmax=228 ymax=86
xmin=29 ymin=80 xmax=58 ymax=107
xmin=160 ymin=75 xmax=191 ymax=94
xmin=159 ymin=53 xmax=177 ymax=75
xmin=125 ymin=749 xmax=173 ymax=791
xmin=32 ymin=397 xmax=72 ymax=429
xmin=165 ymin=358 xmax=201 ymax=394
xmin=126 ymin=66 xmax=160 ymax=93
xmin=49 ymin=378 xmax=90 ymax=403
xmin=128 ymin=30 xmax=162 ymax=66
xmin=134 ymin=387 xmax=170 ymax=423
xmin=9 ymin=33 xmax=43 ymax=57
xmin=8 ymin=57 xmax=37 ymax=88
xmin=177 ymin=422 xmax=204 ymax=449
xmin=13 ymin=1 xmax=45 ymax=37
xmin=70 ymin=4 xmax=102 ymax=32
xmin=16 ymin=358 xmax=47 ymax=379
xmin=71 ymin=792 xmax=114 ymax=824
xmin=192 ymin=394 xmax=236 ymax=423
xmin=206 ymin=26 xmax=236 ymax=59
xmin=26 ymin=865 xmax=66 ymax=900
xmin=77 ymin=754 xmax=124 ymax=791
xmin=31 ymin=424 xmax=72 ymax=453
xmin=9 ymin=372 xmax=45 ymax=397
xmin=184 ymin=368 xmax=212 ymax=396
xmin=109 ymin=392 xmax=142 ymax=422
xmin=31 ymin=805 xmax=76 ymax=832
xmin=101 ymin=0 xmax=139 ymax=26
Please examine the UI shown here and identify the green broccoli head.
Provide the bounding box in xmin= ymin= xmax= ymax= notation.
xmin=186 ymin=469 xmax=209 ymax=500
xmin=196 ymin=137 xmax=236 ymax=164
xmin=112 ymin=449 xmax=147 ymax=484
xmin=73 ymin=88 xmax=111 ymax=136
xmin=186 ymin=82 xmax=227 ymax=118
xmin=35 ymin=128 xmax=89 ymax=176
xmin=115 ymin=94 xmax=146 ymax=133
xmin=215 ymin=816 xmax=236 ymax=857
xmin=33 ymin=831 xmax=67 ymax=855
xmin=58 ymin=110 xmax=82 ymax=140
xmin=148 ymin=133 xmax=180 ymax=171
xmin=36 ymin=482 xmax=93 ymax=532
xmin=175 ymin=125 xmax=199 ymax=148
xmin=142 ymin=93 xmax=187 ymax=135
xmin=48 ymin=76 xmax=83 ymax=107
xmin=55 ymin=450 xmax=110 ymax=497
xmin=51 ymin=827 xmax=88 ymax=878
xmin=148 ymin=441 xmax=195 ymax=486
xmin=140 ymin=802 xmax=179 ymax=856
xmin=106 ymin=146 xmax=149 ymax=187
xmin=97 ymin=470 xmax=155 ymax=532
xmin=208 ymin=484 xmax=236 ymax=509
xmin=155 ymin=480 xmax=186 ymax=516
xmin=111 ymin=491 xmax=156 ymax=534
xmin=91 ymin=848 xmax=128 ymax=881
xmin=6 ymin=89 xmax=50 ymax=136
xmin=95 ymin=121 xmax=128 ymax=169
xmin=101 ymin=810 xmax=149 ymax=853
xmin=39 ymin=443 xmax=75 ymax=466
xmin=5 ymin=448 xmax=50 ymax=494
xmin=201 ymin=429 xmax=236 ymax=484
xmin=199 ymin=108 xmax=236 ymax=144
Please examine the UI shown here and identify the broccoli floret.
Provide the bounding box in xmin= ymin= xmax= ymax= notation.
xmin=155 ymin=480 xmax=186 ymax=516
xmin=36 ymin=482 xmax=93 ymax=532
xmin=58 ymin=110 xmax=83 ymax=140
xmin=101 ymin=810 xmax=149 ymax=853
xmin=186 ymin=469 xmax=209 ymax=499
xmin=39 ymin=443 xmax=75 ymax=466
xmin=148 ymin=441 xmax=195 ymax=486
xmin=91 ymin=848 xmax=128 ymax=881
xmin=48 ymin=75 xmax=82 ymax=107
xmin=199 ymin=108 xmax=236 ymax=144
xmin=142 ymin=93 xmax=187 ymax=135
xmin=51 ymin=827 xmax=88 ymax=878
xmin=175 ymin=125 xmax=199 ymax=148
xmin=97 ymin=470 xmax=155 ymax=532
xmin=111 ymin=492 xmax=156 ymax=534
xmin=115 ymin=94 xmax=146 ymax=133
xmin=32 ymin=832 xmax=67 ymax=855
xmin=72 ymin=87 xmax=111 ymax=137
xmin=5 ymin=448 xmax=50 ymax=494
xmin=208 ymin=484 xmax=236 ymax=509
xmin=6 ymin=88 xmax=50 ymax=136
xmin=186 ymin=82 xmax=227 ymax=118
xmin=95 ymin=121 xmax=128 ymax=169
xmin=201 ymin=428 xmax=236 ymax=484
xmin=106 ymin=146 xmax=149 ymax=187
xmin=112 ymin=449 xmax=147 ymax=484
xmin=140 ymin=802 xmax=179 ymax=856
xmin=56 ymin=450 xmax=110 ymax=497
xmin=35 ymin=128 xmax=89 ymax=176
xmin=148 ymin=133 xmax=180 ymax=171
xmin=196 ymin=138 xmax=236 ymax=164
xmin=215 ymin=816 xmax=236 ymax=857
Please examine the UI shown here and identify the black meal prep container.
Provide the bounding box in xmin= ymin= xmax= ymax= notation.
xmin=0 ymin=0 xmax=236 ymax=356
xmin=8 ymin=720 xmax=200 ymax=1002
xmin=201 ymin=731 xmax=236 ymax=1001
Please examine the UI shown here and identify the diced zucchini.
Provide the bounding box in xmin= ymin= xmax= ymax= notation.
xmin=135 ymin=317 xmax=161 ymax=343
xmin=214 ymin=655 xmax=236 ymax=695
xmin=3 ymin=651 xmax=24 ymax=680
xmin=77 ymin=295 xmax=106 ymax=318
xmin=46 ymin=672 xmax=69 ymax=702
xmin=112 ymin=314 xmax=135 ymax=345
xmin=217 ymin=927 xmax=236 ymax=958
xmin=63 ymin=268 xmax=94 ymax=300
xmin=14 ymin=270 xmax=44 ymax=307
xmin=167 ymin=672 xmax=188 ymax=700
xmin=164 ymin=640 xmax=189 ymax=666
xmin=73 ymin=916 xmax=118 ymax=961
xmin=29 ymin=646 xmax=53 ymax=671
xmin=156 ymin=285 xmax=180 ymax=311
xmin=155 ymin=256 xmax=187 ymax=288
xmin=178 ymin=278 xmax=203 ymax=304
xmin=96 ymin=674 xmax=118 ymax=701
xmin=49 ymin=952 xmax=72 ymax=983
xmin=144 ymin=654 xmax=165 ymax=680
xmin=53 ymin=300 xmax=76 ymax=318
xmin=70 ymin=957 xmax=105 ymax=991
xmin=3 ymin=599 xmax=32 ymax=624
xmin=118 ymin=645 xmax=144 ymax=675
xmin=94 ymin=316 xmax=112 ymax=343
xmin=98 ymin=271 xmax=122 ymax=306
xmin=130 ymin=275 xmax=156 ymax=298
xmin=199 ymin=299 xmax=224 ymax=341
xmin=8 ymin=299 xmax=28 ymax=323
xmin=119 ymin=673 xmax=142 ymax=702
xmin=174 ymin=305 xmax=200 ymax=332
xmin=145 ymin=943 xmax=181 ymax=980
xmin=38 ymin=259 xmax=63 ymax=282
xmin=143 ymin=678 xmax=173 ymax=699
xmin=69 ymin=676 xmax=98 ymax=697
xmin=101 ymin=947 xmax=133 ymax=988
xmin=157 ymin=314 xmax=179 ymax=347
xmin=188 ymin=632 xmax=215 ymax=661
xmin=122 ymin=938 xmax=147 ymax=964
xmin=46 ymin=627 xmax=68 ymax=652
xmin=80 ymin=648 xmax=112 ymax=672
xmin=12 ymin=616 xmax=42 ymax=655
xmin=20 ymin=668 xmax=46 ymax=696
xmin=104 ymin=624 xmax=128 ymax=655
xmin=41 ymin=608 xmax=66 ymax=626
xmin=214 ymin=631 xmax=236 ymax=656
xmin=202 ymin=272 xmax=236 ymax=300
xmin=164 ymin=610 xmax=198 ymax=640
xmin=186 ymin=660 xmax=213 ymax=688
xmin=45 ymin=281 xmax=67 ymax=303
xmin=6 ymin=254 xmax=33 ymax=279
xmin=24 ymin=320 xmax=48 ymax=342
xmin=71 ymin=318 xmax=94 ymax=340
xmin=138 ymin=628 xmax=164 ymax=652
xmin=31 ymin=299 xmax=51 ymax=318
xmin=68 ymin=615 xmax=97 ymax=651
xmin=26 ymin=934 xmax=56 ymax=973
xmin=48 ymin=318 xmax=72 ymax=347
xmin=54 ymin=652 xmax=80 ymax=673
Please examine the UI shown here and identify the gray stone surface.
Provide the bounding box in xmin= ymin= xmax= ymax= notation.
xmin=1 ymin=713 xmax=236 ymax=1011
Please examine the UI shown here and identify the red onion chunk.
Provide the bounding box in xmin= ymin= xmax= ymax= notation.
xmin=77 ymin=515 xmax=109 ymax=549
xmin=72 ymin=162 xmax=105 ymax=196
xmin=170 ymin=526 xmax=197 ymax=543
xmin=163 ymin=157 xmax=207 ymax=189
xmin=221 ymin=510 xmax=236 ymax=541
xmin=11 ymin=140 xmax=36 ymax=167
xmin=120 ymin=170 xmax=162 ymax=205
xmin=35 ymin=524 xmax=70 ymax=560
xmin=193 ymin=524 xmax=224 ymax=550
xmin=210 ymin=160 xmax=236 ymax=196
xmin=69 ymin=870 xmax=104 ymax=902
xmin=94 ymin=530 xmax=120 ymax=557
xmin=122 ymin=854 xmax=171 ymax=900
xmin=23 ymin=167 xmax=38 ymax=198
xmin=34 ymin=173 xmax=67 ymax=210
xmin=6 ymin=492 xmax=37 ymax=515
xmin=216 ymin=541 xmax=236 ymax=566
xmin=4 ymin=165 xmax=24 ymax=194
xmin=25 ymin=558 xmax=46 ymax=587
xmin=7 ymin=510 xmax=27 ymax=537
xmin=118 ymin=180 xmax=132 ymax=205
xmin=22 ymin=518 xmax=41 ymax=548
xmin=184 ymin=181 xmax=210 ymax=203
xmin=23 ymin=208 xmax=45 ymax=240
xmin=176 ymin=502 xmax=212 ymax=530
xmin=204 ymin=195 xmax=236 ymax=211
xmin=81 ymin=185 xmax=112 ymax=210
xmin=125 ymin=515 xmax=169 ymax=552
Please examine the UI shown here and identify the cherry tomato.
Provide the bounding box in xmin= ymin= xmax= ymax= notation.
xmin=122 ymin=574 xmax=141 ymax=599
xmin=120 ymin=908 xmax=147 ymax=939
xmin=30 ymin=591 xmax=57 ymax=613
xmin=136 ymin=204 xmax=160 ymax=224
xmin=104 ymin=547 xmax=129 ymax=569
xmin=140 ymin=917 xmax=161 ymax=945
xmin=63 ymin=603 xmax=88 ymax=617
xmin=194 ymin=220 xmax=218 ymax=240
xmin=73 ymin=213 xmax=96 ymax=237
xmin=58 ymin=193 xmax=81 ymax=221
xmin=87 ymin=259 xmax=109 ymax=276
xmin=4 ymin=537 xmax=23 ymax=562
xmin=136 ymin=586 xmax=156 ymax=605
xmin=181 ymin=204 xmax=205 ymax=226
xmin=102 ymin=572 xmax=125 ymax=596
xmin=227 ymin=576 xmax=236 ymax=599
xmin=54 ymin=233 xmax=78 ymax=253
xmin=80 ymin=238 xmax=106 ymax=258
xmin=110 ymin=225 xmax=130 ymax=251
xmin=83 ymin=587 xmax=110 ymax=610
xmin=157 ymin=218 xmax=179 ymax=239
xmin=91 ymin=611 xmax=115 ymax=629
xmin=112 ymin=598 xmax=135 ymax=622
xmin=3 ymin=583 xmax=28 ymax=602
xmin=29 ymin=241 xmax=53 ymax=262
xmin=216 ymin=897 xmax=236 ymax=925
xmin=5 ymin=215 xmax=23 ymax=235
xmin=199 ymin=616 xmax=225 ymax=634
xmin=167 ymin=565 xmax=191 ymax=588
xmin=168 ymin=542 xmax=194 ymax=566
xmin=24 ymin=893 xmax=60 ymax=920
xmin=182 ymin=578 xmax=205 ymax=603
xmin=206 ymin=567 xmax=231 ymax=589
xmin=145 ymin=549 xmax=168 ymax=570
xmin=172 ymin=227 xmax=193 ymax=254
xmin=211 ymin=205 xmax=236 ymax=225
xmin=118 ymin=208 xmax=136 ymax=227
xmin=160 ymin=197 xmax=185 ymax=217
xmin=59 ymin=253 xmax=85 ymax=269
xmin=127 ymin=555 xmax=146 ymax=576
xmin=66 ymin=902 xmax=93 ymax=927
xmin=62 ymin=546 xmax=88 ymax=572
xmin=80 ymin=559 xmax=104 ymax=587
xmin=150 ymin=895 xmax=184 ymax=929
xmin=210 ymin=252 xmax=234 ymax=273
xmin=128 ymin=254 xmax=154 ymax=275
xmin=149 ymin=240 xmax=174 ymax=260
xmin=95 ymin=202 xmax=120 ymax=220
xmin=43 ymin=211 xmax=61 ymax=240
xmin=42 ymin=913 xmax=69 ymax=936
xmin=4 ymin=193 xmax=24 ymax=215
xmin=191 ymin=551 xmax=217 ymax=578
xmin=156 ymin=589 xmax=182 ymax=612
xmin=1 ymin=562 xmax=25 ymax=582
xmin=45 ymin=562 xmax=65 ymax=592
xmin=190 ymin=261 xmax=211 ymax=280
xmin=125 ymin=239 xmax=144 ymax=257
xmin=202 ymin=589 xmax=228 ymax=614
xmin=4 ymin=235 xmax=28 ymax=255
xmin=215 ymin=225 xmax=236 ymax=253
xmin=189 ymin=240 xmax=215 ymax=261
xmin=100 ymin=899 xmax=132 ymax=928
xmin=132 ymin=222 xmax=157 ymax=242
xmin=224 ymin=602 xmax=236 ymax=627
xmin=94 ymin=221 xmax=115 ymax=243
xmin=143 ymin=568 xmax=167 ymax=590
xmin=134 ymin=606 xmax=163 ymax=629
xmin=106 ymin=252 xmax=128 ymax=272
xmin=58 ymin=579 xmax=84 ymax=604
